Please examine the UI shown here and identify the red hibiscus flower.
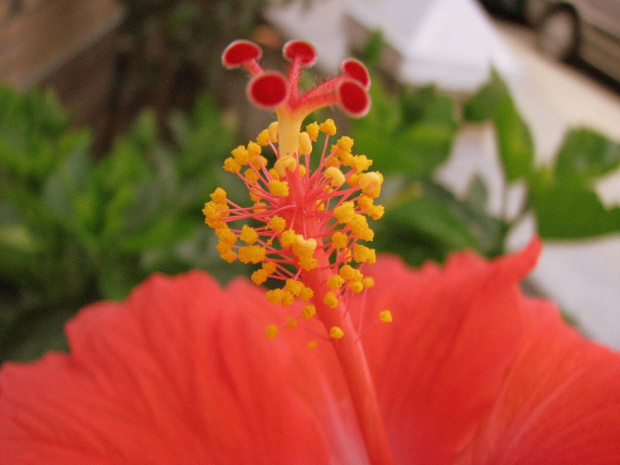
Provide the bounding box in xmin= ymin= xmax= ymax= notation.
xmin=1 ymin=238 xmax=619 ymax=464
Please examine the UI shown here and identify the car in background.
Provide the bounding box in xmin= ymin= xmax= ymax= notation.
xmin=480 ymin=0 xmax=531 ymax=18
xmin=526 ymin=0 xmax=620 ymax=82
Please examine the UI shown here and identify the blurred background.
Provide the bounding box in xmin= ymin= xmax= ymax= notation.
xmin=1 ymin=0 xmax=619 ymax=361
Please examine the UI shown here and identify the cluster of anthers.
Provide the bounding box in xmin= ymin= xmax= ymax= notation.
xmin=203 ymin=39 xmax=392 ymax=346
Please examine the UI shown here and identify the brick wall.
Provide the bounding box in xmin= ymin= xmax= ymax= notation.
xmin=0 ymin=0 xmax=124 ymax=89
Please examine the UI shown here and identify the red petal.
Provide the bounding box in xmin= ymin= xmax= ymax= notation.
xmin=341 ymin=58 xmax=371 ymax=89
xmin=247 ymin=72 xmax=289 ymax=108
xmin=358 ymin=239 xmax=542 ymax=464
xmin=222 ymin=39 xmax=262 ymax=68
xmin=462 ymin=298 xmax=620 ymax=464
xmin=283 ymin=40 xmax=317 ymax=66
xmin=338 ymin=80 xmax=371 ymax=117
xmin=0 ymin=272 xmax=348 ymax=464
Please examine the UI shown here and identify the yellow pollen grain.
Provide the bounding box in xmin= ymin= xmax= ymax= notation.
xmin=251 ymin=269 xmax=269 ymax=285
xmin=306 ymin=122 xmax=320 ymax=141
xmin=231 ymin=145 xmax=250 ymax=165
xmin=244 ymin=168 xmax=259 ymax=184
xmin=266 ymin=288 xmax=284 ymax=304
xmin=257 ymin=129 xmax=271 ymax=146
xmin=285 ymin=279 xmax=304 ymax=296
xmin=359 ymin=171 xmax=384 ymax=199
xmin=334 ymin=201 xmax=356 ymax=224
xmin=299 ymin=286 xmax=314 ymax=301
xmin=267 ymin=215 xmax=286 ymax=233
xmin=353 ymin=244 xmax=376 ymax=264
xmin=348 ymin=281 xmax=364 ymax=294
xmin=324 ymin=291 xmax=339 ymax=308
xmin=349 ymin=214 xmax=374 ymax=241
xmin=269 ymin=179 xmax=289 ymax=197
xmin=210 ymin=187 xmax=227 ymax=202
xmin=331 ymin=231 xmax=348 ymax=249
xmin=324 ymin=166 xmax=345 ymax=187
xmin=286 ymin=318 xmax=297 ymax=328
xmin=336 ymin=136 xmax=354 ymax=152
xmin=219 ymin=249 xmax=237 ymax=263
xmin=216 ymin=228 xmax=237 ymax=245
xmin=281 ymin=290 xmax=295 ymax=306
xmin=339 ymin=264 xmax=362 ymax=282
xmin=307 ymin=341 xmax=318 ymax=349
xmin=362 ymin=276 xmax=375 ymax=288
xmin=280 ymin=230 xmax=296 ymax=247
xmin=299 ymin=132 xmax=312 ymax=155
xmin=265 ymin=325 xmax=278 ymax=339
xmin=329 ymin=326 xmax=344 ymax=339
xmin=274 ymin=155 xmax=297 ymax=177
xmin=238 ymin=245 xmax=266 ymax=264
xmin=240 ymin=225 xmax=259 ymax=244
xmin=319 ymin=119 xmax=337 ymax=135
xmin=379 ymin=310 xmax=393 ymax=323
xmin=302 ymin=304 xmax=316 ymax=319
xmin=327 ymin=274 xmax=345 ymax=290
xmin=223 ymin=157 xmax=241 ymax=173
xmin=351 ymin=154 xmax=372 ymax=173
xmin=299 ymin=165 xmax=307 ymax=177
xmin=268 ymin=121 xmax=279 ymax=143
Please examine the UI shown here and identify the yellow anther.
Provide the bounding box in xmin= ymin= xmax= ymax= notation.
xmin=223 ymin=157 xmax=241 ymax=173
xmin=286 ymin=318 xmax=298 ymax=328
xmin=329 ymin=326 xmax=344 ymax=339
xmin=306 ymin=122 xmax=320 ymax=141
xmin=319 ymin=119 xmax=337 ymax=135
xmin=336 ymin=136 xmax=354 ymax=152
xmin=299 ymin=256 xmax=318 ymax=271
xmin=285 ymin=279 xmax=304 ymax=296
xmin=299 ymin=132 xmax=312 ymax=155
xmin=280 ymin=230 xmax=296 ymax=247
xmin=266 ymin=288 xmax=284 ymax=304
xmin=269 ymin=179 xmax=289 ymax=197
xmin=348 ymin=173 xmax=361 ymax=187
xmin=220 ymin=249 xmax=237 ymax=263
xmin=359 ymin=171 xmax=384 ymax=198
xmin=348 ymin=281 xmax=364 ymax=294
xmin=274 ymin=155 xmax=297 ymax=177
xmin=251 ymin=268 xmax=269 ymax=285
xmin=231 ymin=145 xmax=250 ymax=165
xmin=262 ymin=261 xmax=277 ymax=275
xmin=249 ymin=154 xmax=268 ymax=170
xmin=253 ymin=201 xmax=267 ymax=212
xmin=324 ymin=166 xmax=346 ymax=187
xmin=268 ymin=168 xmax=280 ymax=181
xmin=244 ymin=168 xmax=259 ymax=184
xmin=299 ymin=165 xmax=307 ymax=177
xmin=203 ymin=201 xmax=225 ymax=228
xmin=324 ymin=291 xmax=339 ymax=308
xmin=240 ymin=225 xmax=258 ymax=244
xmin=350 ymin=155 xmax=372 ymax=173
xmin=281 ymin=291 xmax=295 ymax=306
xmin=362 ymin=276 xmax=375 ymax=288
xmin=210 ymin=187 xmax=227 ymax=202
xmin=339 ymin=264 xmax=362 ymax=282
xmin=349 ymin=214 xmax=374 ymax=241
xmin=267 ymin=215 xmax=286 ymax=233
xmin=327 ymin=274 xmax=345 ymax=290
xmin=247 ymin=141 xmax=261 ymax=157
xmin=334 ymin=201 xmax=356 ymax=224
xmin=257 ymin=129 xmax=271 ymax=146
xmin=368 ymin=205 xmax=385 ymax=220
xmin=331 ymin=231 xmax=348 ymax=249
xmin=266 ymin=325 xmax=278 ymax=339
xmin=379 ymin=310 xmax=393 ymax=323
xmin=238 ymin=245 xmax=266 ymax=264
xmin=268 ymin=121 xmax=279 ymax=143
xmin=299 ymin=286 xmax=314 ymax=301
xmin=352 ymin=244 xmax=376 ymax=264
xmin=216 ymin=227 xmax=237 ymax=245
xmin=302 ymin=304 xmax=317 ymax=319
xmin=292 ymin=235 xmax=317 ymax=256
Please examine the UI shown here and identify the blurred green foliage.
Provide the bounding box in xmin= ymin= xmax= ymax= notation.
xmin=2 ymin=60 xmax=620 ymax=362
xmin=0 ymin=85 xmax=244 ymax=361
xmin=352 ymin=69 xmax=620 ymax=266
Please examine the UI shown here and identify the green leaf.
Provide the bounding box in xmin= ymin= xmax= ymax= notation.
xmin=494 ymin=92 xmax=534 ymax=181
xmin=463 ymin=69 xmax=506 ymax=122
xmin=529 ymin=171 xmax=620 ymax=238
xmin=554 ymin=128 xmax=620 ymax=180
